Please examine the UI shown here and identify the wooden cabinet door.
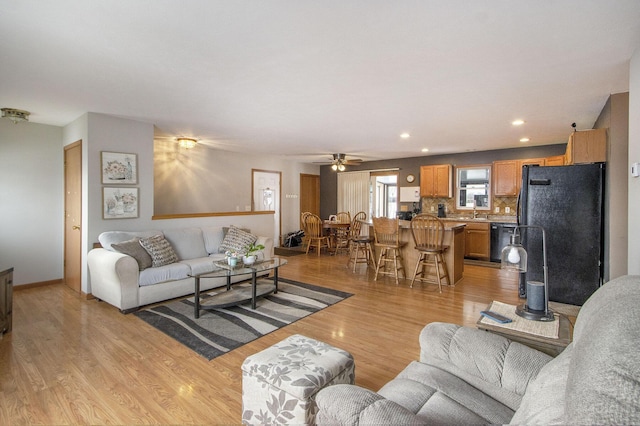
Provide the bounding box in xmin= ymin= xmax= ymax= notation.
xmin=493 ymin=160 xmax=518 ymax=196
xmin=545 ymin=155 xmax=565 ymax=166
xmin=420 ymin=165 xmax=435 ymax=197
xmin=421 ymin=165 xmax=452 ymax=197
xmin=464 ymin=222 xmax=490 ymax=260
xmin=570 ymin=129 xmax=607 ymax=164
xmin=434 ymin=164 xmax=452 ymax=197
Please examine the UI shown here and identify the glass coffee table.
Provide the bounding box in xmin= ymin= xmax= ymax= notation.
xmin=190 ymin=257 xmax=288 ymax=318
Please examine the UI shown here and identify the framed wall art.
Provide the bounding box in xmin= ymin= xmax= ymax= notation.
xmin=101 ymin=151 xmax=137 ymax=184
xmin=103 ymin=187 xmax=139 ymax=219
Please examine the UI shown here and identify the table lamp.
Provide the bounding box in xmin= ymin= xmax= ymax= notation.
xmin=501 ymin=225 xmax=555 ymax=322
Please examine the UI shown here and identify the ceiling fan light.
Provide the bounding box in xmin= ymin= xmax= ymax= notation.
xmin=331 ymin=164 xmax=338 ymax=171
xmin=337 ymin=163 xmax=346 ymax=171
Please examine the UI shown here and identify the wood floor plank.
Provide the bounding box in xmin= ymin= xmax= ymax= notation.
xmin=1 ymin=253 xmax=522 ymax=424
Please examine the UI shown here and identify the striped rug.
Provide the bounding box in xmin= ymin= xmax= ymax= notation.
xmin=134 ymin=278 xmax=353 ymax=360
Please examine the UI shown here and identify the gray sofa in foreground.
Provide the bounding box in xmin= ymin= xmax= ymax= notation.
xmin=316 ymin=275 xmax=640 ymax=425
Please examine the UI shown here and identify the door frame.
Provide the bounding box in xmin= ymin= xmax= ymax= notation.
xmin=251 ymin=169 xmax=282 ymax=246
xmin=64 ymin=140 xmax=82 ymax=294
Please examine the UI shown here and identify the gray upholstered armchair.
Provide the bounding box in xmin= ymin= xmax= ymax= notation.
xmin=316 ymin=275 xmax=640 ymax=425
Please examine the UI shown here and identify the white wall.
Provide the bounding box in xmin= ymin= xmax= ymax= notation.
xmin=628 ymin=49 xmax=640 ymax=274
xmin=2 ymin=112 xmax=317 ymax=290
xmin=0 ymin=119 xmax=63 ymax=285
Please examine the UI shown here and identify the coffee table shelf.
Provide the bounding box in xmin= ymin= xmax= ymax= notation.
xmin=189 ymin=258 xmax=287 ymax=318
xmin=200 ymin=282 xmax=276 ymax=309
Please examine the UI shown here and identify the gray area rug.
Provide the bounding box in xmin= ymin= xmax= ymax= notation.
xmin=135 ymin=278 xmax=353 ymax=360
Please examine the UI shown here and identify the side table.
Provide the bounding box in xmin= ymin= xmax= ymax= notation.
xmin=476 ymin=302 xmax=572 ymax=357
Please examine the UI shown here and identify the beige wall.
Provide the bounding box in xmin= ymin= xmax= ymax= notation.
xmin=594 ymin=93 xmax=629 ymax=281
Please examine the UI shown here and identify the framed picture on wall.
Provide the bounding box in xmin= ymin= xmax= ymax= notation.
xmin=101 ymin=151 xmax=137 ymax=184
xmin=103 ymin=187 xmax=139 ymax=219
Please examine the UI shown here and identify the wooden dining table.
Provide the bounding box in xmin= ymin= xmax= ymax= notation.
xmin=323 ymin=220 xmax=351 ymax=253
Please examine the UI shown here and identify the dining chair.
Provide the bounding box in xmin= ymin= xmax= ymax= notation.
xmin=300 ymin=211 xmax=312 ymax=248
xmin=346 ymin=211 xmax=376 ymax=272
xmin=372 ymin=217 xmax=406 ymax=285
xmin=332 ymin=211 xmax=352 ymax=255
xmin=409 ymin=213 xmax=450 ymax=292
xmin=304 ymin=214 xmax=331 ymax=256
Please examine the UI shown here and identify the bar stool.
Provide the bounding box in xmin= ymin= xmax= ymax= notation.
xmin=373 ymin=217 xmax=406 ymax=285
xmin=346 ymin=211 xmax=376 ymax=272
xmin=410 ymin=213 xmax=450 ymax=292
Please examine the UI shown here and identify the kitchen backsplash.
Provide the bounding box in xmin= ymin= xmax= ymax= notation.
xmin=419 ymin=196 xmax=517 ymax=216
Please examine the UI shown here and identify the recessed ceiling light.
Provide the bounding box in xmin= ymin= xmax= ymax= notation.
xmin=400 ymin=132 xmax=410 ymax=139
xmin=520 ymin=137 xmax=530 ymax=143
xmin=512 ymin=119 xmax=525 ymax=126
xmin=421 ymin=148 xmax=429 ymax=152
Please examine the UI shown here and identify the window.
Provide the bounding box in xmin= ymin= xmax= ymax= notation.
xmin=456 ymin=165 xmax=491 ymax=211
xmin=370 ymin=172 xmax=397 ymax=218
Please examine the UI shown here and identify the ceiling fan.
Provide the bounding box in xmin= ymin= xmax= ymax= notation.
xmin=314 ymin=153 xmax=363 ymax=171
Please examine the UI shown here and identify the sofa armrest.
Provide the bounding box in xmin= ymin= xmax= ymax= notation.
xmin=419 ymin=322 xmax=552 ymax=411
xmin=316 ymin=384 xmax=423 ymax=425
xmin=255 ymin=236 xmax=274 ymax=260
xmin=87 ymin=248 xmax=140 ymax=312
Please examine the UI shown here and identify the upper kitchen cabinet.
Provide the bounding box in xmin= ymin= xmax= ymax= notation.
xmin=493 ymin=158 xmax=545 ymax=196
xmin=545 ymin=155 xmax=565 ymax=166
xmin=493 ymin=160 xmax=518 ymax=196
xmin=420 ymin=164 xmax=452 ymax=197
xmin=565 ymin=129 xmax=607 ymax=164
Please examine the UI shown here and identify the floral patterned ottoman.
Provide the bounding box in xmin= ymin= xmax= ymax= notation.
xmin=241 ymin=334 xmax=355 ymax=425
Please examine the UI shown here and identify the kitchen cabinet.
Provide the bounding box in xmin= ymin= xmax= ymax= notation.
xmin=545 ymin=155 xmax=565 ymax=166
xmin=420 ymin=164 xmax=452 ymax=197
xmin=464 ymin=222 xmax=490 ymax=260
xmin=493 ymin=158 xmax=544 ymax=196
xmin=493 ymin=160 xmax=519 ymax=196
xmin=565 ymin=129 xmax=607 ymax=164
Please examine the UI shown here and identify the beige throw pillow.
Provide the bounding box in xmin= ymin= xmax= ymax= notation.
xmin=111 ymin=237 xmax=153 ymax=270
xmin=219 ymin=226 xmax=257 ymax=254
xmin=139 ymin=234 xmax=178 ymax=267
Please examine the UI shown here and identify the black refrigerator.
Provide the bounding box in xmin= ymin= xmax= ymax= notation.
xmin=518 ymin=163 xmax=605 ymax=306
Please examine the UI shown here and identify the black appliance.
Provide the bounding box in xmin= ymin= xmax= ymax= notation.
xmin=437 ymin=203 xmax=446 ymax=218
xmin=518 ymin=164 xmax=605 ymax=305
xmin=490 ymin=222 xmax=517 ymax=262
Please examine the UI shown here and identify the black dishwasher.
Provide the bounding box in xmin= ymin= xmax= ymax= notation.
xmin=490 ymin=222 xmax=518 ymax=263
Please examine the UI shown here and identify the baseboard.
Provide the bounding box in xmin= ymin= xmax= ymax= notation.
xmin=13 ymin=278 xmax=63 ymax=291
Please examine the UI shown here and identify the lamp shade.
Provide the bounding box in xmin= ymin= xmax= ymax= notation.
xmin=501 ymin=240 xmax=527 ymax=272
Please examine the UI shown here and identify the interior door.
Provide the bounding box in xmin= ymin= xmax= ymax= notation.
xmin=299 ymin=173 xmax=320 ymax=226
xmin=64 ymin=141 xmax=82 ymax=293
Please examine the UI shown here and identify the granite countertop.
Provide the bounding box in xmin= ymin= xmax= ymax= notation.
xmin=440 ymin=215 xmax=517 ymax=224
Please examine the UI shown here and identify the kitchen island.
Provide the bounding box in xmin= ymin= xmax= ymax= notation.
xmin=362 ymin=220 xmax=466 ymax=285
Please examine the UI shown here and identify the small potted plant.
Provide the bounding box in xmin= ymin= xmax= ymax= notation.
xmin=225 ymin=250 xmax=241 ymax=266
xmin=243 ymin=242 xmax=265 ymax=265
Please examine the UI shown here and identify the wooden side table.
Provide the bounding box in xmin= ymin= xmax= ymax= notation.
xmin=476 ymin=304 xmax=572 ymax=357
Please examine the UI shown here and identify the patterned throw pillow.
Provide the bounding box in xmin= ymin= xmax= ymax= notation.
xmin=111 ymin=237 xmax=153 ymax=270
xmin=219 ymin=226 xmax=257 ymax=254
xmin=139 ymin=234 xmax=178 ymax=267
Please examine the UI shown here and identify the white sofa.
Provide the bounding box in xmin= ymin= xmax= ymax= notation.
xmin=87 ymin=226 xmax=273 ymax=313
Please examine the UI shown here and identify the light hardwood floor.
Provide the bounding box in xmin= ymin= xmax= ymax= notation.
xmin=1 ymin=253 xmax=522 ymax=425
